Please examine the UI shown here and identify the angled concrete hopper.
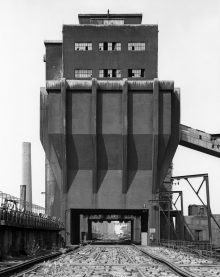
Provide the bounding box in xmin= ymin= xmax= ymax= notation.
xmin=40 ymin=78 xmax=180 ymax=243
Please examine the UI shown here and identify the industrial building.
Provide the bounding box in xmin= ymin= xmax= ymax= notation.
xmin=40 ymin=12 xmax=220 ymax=245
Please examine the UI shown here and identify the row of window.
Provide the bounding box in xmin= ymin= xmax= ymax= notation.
xmin=74 ymin=42 xmax=145 ymax=51
xmin=74 ymin=69 xmax=145 ymax=78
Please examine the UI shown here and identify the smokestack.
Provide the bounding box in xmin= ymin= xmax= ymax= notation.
xmin=22 ymin=142 xmax=32 ymax=211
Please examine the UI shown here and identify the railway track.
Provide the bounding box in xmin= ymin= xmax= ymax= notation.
xmin=1 ymin=245 xmax=219 ymax=276
xmin=0 ymin=252 xmax=64 ymax=277
xmin=138 ymin=246 xmax=220 ymax=277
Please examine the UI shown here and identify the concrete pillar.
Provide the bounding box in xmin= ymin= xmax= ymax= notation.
xmin=22 ymin=142 xmax=32 ymax=211
xmin=45 ymin=158 xmax=56 ymax=215
xmin=80 ymin=214 xmax=88 ymax=241
xmin=133 ymin=216 xmax=141 ymax=243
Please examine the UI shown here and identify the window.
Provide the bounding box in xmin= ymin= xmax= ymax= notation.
xmin=90 ymin=19 xmax=124 ymax=25
xmin=99 ymin=69 xmax=121 ymax=78
xmin=75 ymin=69 xmax=92 ymax=78
xmin=75 ymin=42 xmax=92 ymax=51
xmin=99 ymin=42 xmax=121 ymax=51
xmin=128 ymin=69 xmax=145 ymax=78
xmin=128 ymin=42 xmax=145 ymax=51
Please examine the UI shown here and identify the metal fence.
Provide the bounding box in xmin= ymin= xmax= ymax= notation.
xmin=0 ymin=191 xmax=64 ymax=230
xmin=0 ymin=191 xmax=45 ymax=215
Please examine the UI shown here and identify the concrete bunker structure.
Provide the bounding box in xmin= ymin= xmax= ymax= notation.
xmin=40 ymin=79 xmax=180 ymax=244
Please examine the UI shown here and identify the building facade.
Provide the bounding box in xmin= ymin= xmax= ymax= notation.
xmin=41 ymin=13 xmax=180 ymax=244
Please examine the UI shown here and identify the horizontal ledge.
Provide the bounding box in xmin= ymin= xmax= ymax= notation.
xmin=46 ymin=79 xmax=174 ymax=91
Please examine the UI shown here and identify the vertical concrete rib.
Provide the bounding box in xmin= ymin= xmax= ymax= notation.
xmin=152 ymin=78 xmax=159 ymax=194
xmin=122 ymin=79 xmax=128 ymax=205
xmin=91 ymin=78 xmax=98 ymax=207
xmin=150 ymin=78 xmax=160 ymax=241
xmin=61 ymin=78 xmax=67 ymax=221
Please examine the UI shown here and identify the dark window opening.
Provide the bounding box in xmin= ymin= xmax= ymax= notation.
xmin=112 ymin=69 xmax=116 ymax=77
xmin=104 ymin=42 xmax=108 ymax=50
xmin=128 ymin=69 xmax=132 ymax=77
xmin=104 ymin=69 xmax=108 ymax=77
xmin=199 ymin=135 xmax=202 ymax=139
xmin=112 ymin=42 xmax=116 ymax=50
xmin=141 ymin=69 xmax=145 ymax=77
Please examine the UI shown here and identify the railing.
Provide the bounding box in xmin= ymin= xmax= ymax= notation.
xmin=0 ymin=191 xmax=64 ymax=230
xmin=0 ymin=191 xmax=45 ymax=214
xmin=0 ymin=208 xmax=64 ymax=230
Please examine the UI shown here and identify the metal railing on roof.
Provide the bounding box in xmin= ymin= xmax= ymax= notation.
xmin=0 ymin=191 xmax=45 ymax=215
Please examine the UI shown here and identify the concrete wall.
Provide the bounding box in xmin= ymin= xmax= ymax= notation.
xmin=62 ymin=25 xmax=158 ymax=80
xmin=185 ymin=215 xmax=220 ymax=247
xmin=0 ymin=227 xmax=61 ymax=258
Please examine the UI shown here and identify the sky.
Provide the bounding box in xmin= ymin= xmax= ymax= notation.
xmin=0 ymin=0 xmax=219 ymax=214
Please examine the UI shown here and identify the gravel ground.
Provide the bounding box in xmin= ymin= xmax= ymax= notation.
xmin=20 ymin=246 xmax=181 ymax=277
xmin=139 ymin=246 xmax=220 ymax=277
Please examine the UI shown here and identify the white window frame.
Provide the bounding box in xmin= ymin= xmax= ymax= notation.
xmin=75 ymin=42 xmax=92 ymax=51
xmin=128 ymin=42 xmax=145 ymax=51
xmin=75 ymin=69 xmax=92 ymax=78
xmin=99 ymin=69 xmax=121 ymax=78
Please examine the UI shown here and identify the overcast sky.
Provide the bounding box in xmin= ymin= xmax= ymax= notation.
xmin=0 ymin=0 xmax=219 ymax=214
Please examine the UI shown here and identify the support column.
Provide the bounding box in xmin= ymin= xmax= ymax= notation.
xmin=91 ymin=78 xmax=98 ymax=207
xmin=122 ymin=79 xmax=128 ymax=207
xmin=22 ymin=142 xmax=32 ymax=211
xmin=205 ymin=176 xmax=212 ymax=245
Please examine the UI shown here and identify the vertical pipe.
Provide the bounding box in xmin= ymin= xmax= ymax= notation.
xmin=158 ymin=204 xmax=160 ymax=243
xmin=180 ymin=192 xmax=184 ymax=240
xmin=22 ymin=142 xmax=32 ymax=211
xmin=168 ymin=200 xmax=170 ymax=241
xmin=205 ymin=175 xmax=212 ymax=245
xmin=20 ymin=185 xmax=26 ymax=211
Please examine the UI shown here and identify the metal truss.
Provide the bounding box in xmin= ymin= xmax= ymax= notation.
xmin=149 ymin=191 xmax=195 ymax=242
xmin=172 ymin=173 xmax=220 ymax=245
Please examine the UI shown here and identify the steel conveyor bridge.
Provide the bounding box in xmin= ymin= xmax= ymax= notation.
xmin=179 ymin=124 xmax=220 ymax=157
